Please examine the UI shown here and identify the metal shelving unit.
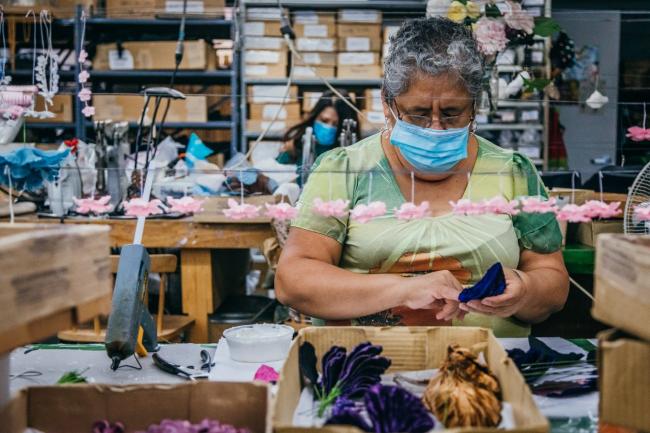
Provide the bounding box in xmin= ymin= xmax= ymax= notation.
xmin=243 ymin=78 xmax=382 ymax=86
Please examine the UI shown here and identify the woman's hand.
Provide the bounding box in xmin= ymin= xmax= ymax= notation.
xmin=401 ymin=270 xmax=465 ymax=321
xmin=460 ymin=268 xmax=529 ymax=318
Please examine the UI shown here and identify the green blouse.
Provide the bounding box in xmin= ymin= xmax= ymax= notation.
xmin=291 ymin=133 xmax=562 ymax=337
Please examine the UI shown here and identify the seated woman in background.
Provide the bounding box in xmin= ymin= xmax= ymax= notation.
xmin=277 ymin=89 xmax=360 ymax=165
xmin=275 ymin=17 xmax=569 ymax=337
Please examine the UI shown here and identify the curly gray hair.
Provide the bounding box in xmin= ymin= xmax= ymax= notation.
xmin=382 ymin=17 xmax=484 ymax=103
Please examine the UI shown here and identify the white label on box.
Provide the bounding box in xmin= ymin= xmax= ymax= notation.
xmin=293 ymin=11 xmax=320 ymax=24
xmin=246 ymin=36 xmax=283 ymax=50
xmin=346 ymin=37 xmax=370 ymax=51
xmin=251 ymin=85 xmax=290 ymax=104
xmin=521 ymin=110 xmax=540 ymax=122
xmin=338 ymin=52 xmax=375 ymax=65
xmin=262 ymin=104 xmax=287 ymax=119
xmin=518 ymin=146 xmax=540 ymax=158
xmin=294 ymin=66 xmax=316 ymax=78
xmin=475 ymin=114 xmax=489 ymax=124
xmin=366 ymin=111 xmax=385 ymax=124
xmin=165 ymin=0 xmax=204 ymax=13
xmin=523 ymin=0 xmax=545 ymax=6
xmin=245 ymin=50 xmax=281 ymax=64
xmin=340 ymin=9 xmax=381 ymax=23
xmin=244 ymin=22 xmax=265 ymax=36
xmin=108 ymin=49 xmax=134 ymax=70
xmin=371 ymin=99 xmax=383 ymax=111
xmin=261 ymin=120 xmax=286 ymax=131
xmin=304 ymin=24 xmax=328 ymax=38
xmin=301 ymin=53 xmax=322 ymax=65
xmin=246 ymin=65 xmax=269 ymax=76
xmin=297 ymin=38 xmax=335 ymax=52
xmin=247 ymin=8 xmax=282 ymax=20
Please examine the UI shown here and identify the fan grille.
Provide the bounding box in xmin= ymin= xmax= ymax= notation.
xmin=624 ymin=162 xmax=650 ymax=234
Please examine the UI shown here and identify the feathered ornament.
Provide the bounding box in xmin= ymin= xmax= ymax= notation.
xmin=423 ymin=345 xmax=502 ymax=428
xmin=73 ymin=195 xmax=113 ymax=215
xmin=581 ymin=200 xmax=621 ymax=219
xmin=520 ymin=197 xmax=558 ymax=214
xmin=223 ymin=198 xmax=261 ymax=220
xmin=626 ymin=103 xmax=650 ymax=142
xmin=312 ymin=197 xmax=349 ymax=218
xmin=394 ymin=201 xmax=430 ymax=220
xmin=123 ymin=198 xmax=165 ymax=217
xmin=450 ymin=198 xmax=483 ymax=216
xmin=166 ymin=196 xmax=205 ymax=214
xmin=556 ymin=204 xmax=592 ymax=222
xmin=482 ymin=197 xmax=520 ymax=216
xmin=350 ymin=201 xmax=387 ymax=223
xmin=633 ymin=205 xmax=650 ymax=222
xmin=265 ymin=202 xmax=298 ymax=221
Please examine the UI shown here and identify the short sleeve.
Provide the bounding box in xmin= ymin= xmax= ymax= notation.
xmin=511 ymin=153 xmax=563 ymax=253
xmin=291 ymin=148 xmax=354 ymax=244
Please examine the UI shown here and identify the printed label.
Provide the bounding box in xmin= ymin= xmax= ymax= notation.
xmin=246 ymin=50 xmax=281 ymax=64
xmin=293 ymin=11 xmax=319 ymax=24
xmin=340 ymin=9 xmax=380 ymax=23
xmin=246 ymin=65 xmax=269 ymax=76
xmin=304 ymin=24 xmax=328 ymax=38
xmin=108 ymin=49 xmax=134 ymax=70
xmin=338 ymin=52 xmax=375 ymax=65
xmin=521 ymin=110 xmax=540 ymax=122
xmin=301 ymin=53 xmax=322 ymax=64
xmin=366 ymin=111 xmax=385 ymax=123
xmin=244 ymin=22 xmax=264 ymax=36
xmin=297 ymin=38 xmax=335 ymax=52
xmin=294 ymin=66 xmax=316 ymax=77
xmin=165 ymin=0 xmax=204 ymax=13
xmin=262 ymin=104 xmax=287 ymax=119
xmin=346 ymin=37 xmax=370 ymax=51
xmin=246 ymin=37 xmax=283 ymax=50
xmin=261 ymin=120 xmax=286 ymax=131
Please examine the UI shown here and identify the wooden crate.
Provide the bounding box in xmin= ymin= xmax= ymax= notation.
xmin=0 ymin=224 xmax=111 ymax=353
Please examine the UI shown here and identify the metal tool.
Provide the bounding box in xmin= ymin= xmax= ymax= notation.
xmin=152 ymin=353 xmax=209 ymax=381
xmin=339 ymin=118 xmax=357 ymax=148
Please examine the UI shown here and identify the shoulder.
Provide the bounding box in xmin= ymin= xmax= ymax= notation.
xmin=475 ymin=135 xmax=539 ymax=174
xmin=313 ymin=133 xmax=383 ymax=172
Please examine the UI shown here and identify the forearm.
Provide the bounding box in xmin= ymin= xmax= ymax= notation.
xmin=514 ymin=266 xmax=569 ymax=323
xmin=275 ymin=257 xmax=406 ymax=320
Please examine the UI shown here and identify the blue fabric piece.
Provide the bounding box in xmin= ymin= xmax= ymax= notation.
xmin=458 ymin=262 xmax=506 ymax=303
xmin=186 ymin=133 xmax=213 ymax=161
xmin=0 ymin=147 xmax=69 ymax=191
xmin=236 ymin=168 xmax=259 ymax=186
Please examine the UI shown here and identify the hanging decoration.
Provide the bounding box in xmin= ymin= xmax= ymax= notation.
xmin=32 ymin=10 xmax=59 ymax=118
xmin=626 ymin=103 xmax=650 ymax=142
xmin=585 ymin=73 xmax=608 ymax=110
xmin=312 ymin=197 xmax=349 ymax=218
xmin=167 ymin=196 xmax=205 ymax=214
xmin=73 ymin=195 xmax=113 ymax=215
xmin=450 ymin=198 xmax=483 ymax=216
xmin=265 ymin=201 xmax=298 ymax=221
xmin=77 ymin=12 xmax=94 ymax=117
xmin=350 ymin=171 xmax=387 ymax=223
xmin=123 ymin=198 xmax=165 ymax=217
xmin=223 ymin=198 xmax=261 ymax=220
xmin=482 ymin=196 xmax=520 ymax=216
xmin=0 ymin=7 xmax=10 ymax=88
xmin=556 ymin=204 xmax=591 ymax=223
xmin=581 ymin=200 xmax=621 ymax=220
xmin=395 ymin=172 xmax=430 ymax=220
xmin=633 ymin=205 xmax=650 ymax=222
xmin=520 ymin=197 xmax=558 ymax=214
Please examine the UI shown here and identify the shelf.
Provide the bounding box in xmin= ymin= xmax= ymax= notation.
xmin=243 ymin=0 xmax=426 ymax=9
xmin=476 ymin=124 xmax=544 ymax=131
xmin=8 ymin=70 xmax=75 ymax=80
xmin=244 ymin=131 xmax=284 ymax=139
xmin=244 ymin=78 xmax=382 ymax=86
xmin=86 ymin=18 xmax=232 ymax=27
xmin=91 ymin=70 xmax=233 ymax=81
xmin=25 ymin=122 xmax=75 ymax=129
xmin=496 ymin=100 xmax=543 ymax=108
xmin=86 ymin=121 xmax=233 ymax=130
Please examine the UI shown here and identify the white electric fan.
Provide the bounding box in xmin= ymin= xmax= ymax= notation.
xmin=624 ymin=161 xmax=650 ymax=234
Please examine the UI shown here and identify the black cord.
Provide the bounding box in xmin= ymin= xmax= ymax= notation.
xmin=132 ymin=96 xmax=152 ymax=172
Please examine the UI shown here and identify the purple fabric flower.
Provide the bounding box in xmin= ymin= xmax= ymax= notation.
xmin=326 ymin=385 xmax=435 ymax=433
xmin=134 ymin=418 xmax=251 ymax=433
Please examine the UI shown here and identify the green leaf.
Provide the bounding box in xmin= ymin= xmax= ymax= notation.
xmin=56 ymin=370 xmax=88 ymax=384
xmin=534 ymin=17 xmax=562 ymax=37
xmin=456 ymin=0 xmax=468 ymax=4
xmin=485 ymin=4 xmax=502 ymax=18
xmin=523 ymin=78 xmax=552 ymax=92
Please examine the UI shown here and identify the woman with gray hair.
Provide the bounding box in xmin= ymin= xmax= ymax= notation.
xmin=275 ymin=17 xmax=568 ymax=336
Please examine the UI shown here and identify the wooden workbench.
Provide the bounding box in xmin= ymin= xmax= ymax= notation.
xmin=13 ymin=216 xmax=274 ymax=343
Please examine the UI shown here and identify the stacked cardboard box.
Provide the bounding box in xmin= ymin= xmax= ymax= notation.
xmin=244 ymin=8 xmax=288 ymax=78
xmin=105 ymin=0 xmax=225 ymax=18
xmin=292 ymin=11 xmax=337 ymax=79
xmin=593 ymin=234 xmax=650 ymax=432
xmin=382 ymin=25 xmax=399 ymax=67
xmin=359 ymin=88 xmax=384 ymax=137
xmin=94 ymin=40 xmax=216 ymax=70
xmin=336 ymin=9 xmax=382 ymax=79
xmin=93 ymin=94 xmax=208 ymax=123
xmin=247 ymin=85 xmax=300 ymax=134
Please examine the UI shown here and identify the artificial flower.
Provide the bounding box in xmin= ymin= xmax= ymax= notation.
xmin=520 ymin=197 xmax=558 ymax=214
xmin=633 ymin=205 xmax=650 ymax=221
xmin=92 ymin=420 xmax=125 ymax=433
xmin=447 ymin=1 xmax=467 ymax=23
xmin=466 ymin=1 xmax=481 ymax=19
xmin=134 ymin=419 xmax=251 ymax=433
xmin=123 ymin=198 xmax=164 ymax=217
xmin=482 ymin=197 xmax=520 ymax=215
xmin=82 ymin=105 xmax=95 ymax=117
xmin=626 ymin=126 xmax=650 ymax=142
xmin=222 ymin=198 xmax=261 ymax=220
xmin=78 ymin=49 xmax=88 ymax=63
xmin=350 ymin=201 xmax=387 ymax=223
xmin=73 ymin=195 xmax=113 ymax=215
xmin=394 ymin=201 xmax=430 ymax=220
xmin=504 ymin=0 xmax=535 ymax=34
xmin=555 ymin=204 xmax=591 ymax=223
xmin=474 ymin=17 xmax=508 ymax=56
xmin=265 ymin=202 xmax=299 ymax=221
xmin=78 ymin=87 xmax=92 ymax=102
xmin=78 ymin=70 xmax=90 ymax=83
xmin=253 ymin=364 xmax=280 ymax=383
xmin=312 ymin=198 xmax=349 ymax=218
xmin=167 ymin=196 xmax=205 ymax=214
xmin=450 ymin=199 xmax=483 ymax=216
xmin=426 ymin=0 xmax=452 ymax=18
xmin=581 ymin=200 xmax=621 ymax=219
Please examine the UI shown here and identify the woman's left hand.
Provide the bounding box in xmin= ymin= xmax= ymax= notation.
xmin=459 ymin=268 xmax=529 ymax=318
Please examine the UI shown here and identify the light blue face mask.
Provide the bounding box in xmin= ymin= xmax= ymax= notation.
xmin=389 ymin=115 xmax=470 ymax=174
xmin=313 ymin=120 xmax=338 ymax=147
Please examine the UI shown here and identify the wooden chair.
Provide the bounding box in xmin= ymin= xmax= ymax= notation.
xmin=58 ymin=254 xmax=194 ymax=343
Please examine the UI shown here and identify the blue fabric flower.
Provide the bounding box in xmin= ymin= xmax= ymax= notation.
xmin=459 ymin=262 xmax=506 ymax=302
xmin=0 ymin=147 xmax=69 ymax=191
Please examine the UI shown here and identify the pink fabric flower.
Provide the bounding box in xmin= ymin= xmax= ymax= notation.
xmin=82 ymin=105 xmax=95 ymax=117
xmin=450 ymin=199 xmax=484 ymax=216
xmin=78 ymin=87 xmax=92 ymax=102
xmin=123 ymin=198 xmax=164 ymax=217
xmin=556 ymin=204 xmax=592 ymax=223
xmin=265 ymin=202 xmax=298 ymax=221
xmin=73 ymin=195 xmax=112 ymax=214
xmin=167 ymin=196 xmax=205 ymax=214
xmin=504 ymin=0 xmax=535 ymax=34
xmin=626 ymin=126 xmax=650 ymax=142
xmin=253 ymin=364 xmax=279 ymax=383
xmin=474 ymin=17 xmax=508 ymax=56
xmin=520 ymin=197 xmax=558 ymax=214
xmin=78 ymin=70 xmax=90 ymax=84
xmin=633 ymin=206 xmax=650 ymax=221
xmin=394 ymin=201 xmax=431 ymax=220
xmin=350 ymin=201 xmax=387 ymax=223
xmin=581 ymin=200 xmax=622 ymax=219
xmin=312 ymin=198 xmax=349 ymax=218
xmin=482 ymin=197 xmax=520 ymax=216
xmin=223 ymin=198 xmax=261 ymax=220
xmin=78 ymin=49 xmax=88 ymax=63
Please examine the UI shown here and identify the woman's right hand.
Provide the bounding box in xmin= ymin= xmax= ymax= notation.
xmin=400 ymin=270 xmax=465 ymax=321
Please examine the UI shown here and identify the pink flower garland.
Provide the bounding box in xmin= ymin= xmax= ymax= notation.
xmin=450 ymin=199 xmax=484 ymax=216
xmin=633 ymin=206 xmax=650 ymax=221
xmin=223 ymin=198 xmax=261 ymax=220
xmin=474 ymin=17 xmax=508 ymax=56
xmin=394 ymin=201 xmax=431 ymax=220
xmin=123 ymin=198 xmax=164 ymax=217
xmin=482 ymin=197 xmax=520 ymax=216
xmin=350 ymin=201 xmax=387 ymax=224
xmin=265 ymin=202 xmax=298 ymax=221
xmin=73 ymin=195 xmax=112 ymax=215
xmin=312 ymin=198 xmax=349 ymax=218
xmin=581 ymin=200 xmax=622 ymax=219
xmin=167 ymin=196 xmax=205 ymax=214
xmin=77 ymin=48 xmax=94 ymax=117
xmin=626 ymin=126 xmax=650 ymax=142
xmin=556 ymin=204 xmax=592 ymax=223
xmin=520 ymin=197 xmax=558 ymax=214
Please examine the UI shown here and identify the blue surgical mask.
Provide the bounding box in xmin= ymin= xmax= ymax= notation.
xmin=313 ymin=120 xmax=338 ymax=147
xmin=389 ymin=118 xmax=470 ymax=173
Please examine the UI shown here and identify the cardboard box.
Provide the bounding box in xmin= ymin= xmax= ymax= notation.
xmin=292 ymin=10 xmax=336 ymax=25
xmin=294 ymin=52 xmax=337 ymax=67
xmin=576 ymin=220 xmax=623 ymax=247
xmin=296 ymin=38 xmax=336 ymax=53
xmin=93 ymin=95 xmax=208 ymax=123
xmin=26 ymin=94 xmax=73 ymax=123
xmin=359 ymin=110 xmax=385 ymax=137
xmin=106 ymin=0 xmax=225 ymax=18
xmin=338 ymin=36 xmax=382 ymax=52
xmin=245 ymin=36 xmax=285 ymax=50
xmin=337 ymin=52 xmax=380 ymax=66
xmin=599 ymin=329 xmax=650 ymax=432
xmin=245 ymin=63 xmax=287 ymax=78
xmin=274 ymin=326 xmax=548 ymax=433
xmin=247 ymin=85 xmax=298 ymax=104
xmin=384 ymin=25 xmax=400 ymax=42
xmin=1 ymin=382 xmax=269 ymax=433
xmin=593 ymin=234 xmax=650 ymax=341
xmin=244 ymin=21 xmax=282 ymax=37
xmin=94 ymin=40 xmax=216 ymax=70
xmin=246 ymin=7 xmax=286 ymax=21
xmin=244 ymin=49 xmax=288 ymax=65
xmin=337 ymin=23 xmax=381 ymax=39
xmin=337 ymin=9 xmax=382 ymax=24
xmin=249 ymin=103 xmax=301 ymax=120
xmin=337 ymin=64 xmax=382 ymax=79
xmin=175 ymin=84 xmax=231 ymax=115
xmin=294 ymin=23 xmax=337 ymax=38
xmin=293 ymin=65 xmax=335 ymax=79
xmin=302 ymin=91 xmax=323 ymax=112
xmin=364 ymin=88 xmax=383 ymax=111
xmin=247 ymin=119 xmax=299 ymax=135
